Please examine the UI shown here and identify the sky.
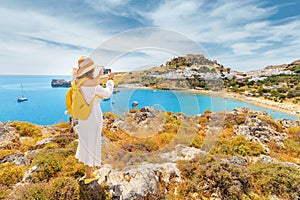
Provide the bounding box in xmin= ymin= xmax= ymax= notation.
xmin=0 ymin=0 xmax=300 ymax=75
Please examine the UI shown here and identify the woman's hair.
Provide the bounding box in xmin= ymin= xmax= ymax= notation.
xmin=77 ymin=69 xmax=94 ymax=79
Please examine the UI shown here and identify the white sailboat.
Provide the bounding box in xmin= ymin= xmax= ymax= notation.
xmin=17 ymin=84 xmax=27 ymax=102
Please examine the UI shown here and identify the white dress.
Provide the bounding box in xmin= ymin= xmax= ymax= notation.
xmin=75 ymin=80 xmax=114 ymax=167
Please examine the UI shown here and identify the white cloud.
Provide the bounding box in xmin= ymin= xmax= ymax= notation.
xmin=83 ymin=0 xmax=131 ymax=16
xmin=231 ymin=42 xmax=270 ymax=55
xmin=145 ymin=0 xmax=275 ymax=43
xmin=1 ymin=0 xmax=300 ymax=74
xmin=0 ymin=6 xmax=110 ymax=75
xmin=144 ymin=0 xmax=300 ymax=70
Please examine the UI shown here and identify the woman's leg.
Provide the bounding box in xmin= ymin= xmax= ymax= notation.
xmin=85 ymin=165 xmax=93 ymax=179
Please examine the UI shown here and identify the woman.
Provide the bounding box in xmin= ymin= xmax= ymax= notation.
xmin=74 ymin=56 xmax=114 ymax=184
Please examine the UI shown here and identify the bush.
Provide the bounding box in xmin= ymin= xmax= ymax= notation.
xmin=0 ymin=162 xmax=26 ymax=186
xmin=156 ymin=133 xmax=176 ymax=146
xmin=134 ymin=140 xmax=159 ymax=152
xmin=12 ymin=182 xmax=51 ymax=200
xmin=287 ymin=126 xmax=300 ymax=142
xmin=284 ymin=139 xmax=300 ymax=158
xmin=32 ymin=151 xmax=64 ymax=181
xmin=190 ymin=134 xmax=204 ymax=148
xmin=248 ymin=162 xmax=300 ymax=199
xmin=44 ymin=142 xmax=59 ymax=149
xmin=49 ymin=177 xmax=79 ymax=200
xmin=60 ymin=155 xmax=85 ymax=178
xmin=211 ymin=135 xmax=265 ymax=156
xmin=198 ymin=116 xmax=208 ymax=124
xmin=54 ymin=122 xmax=70 ymax=129
xmin=0 ymin=149 xmax=16 ymax=160
xmin=52 ymin=134 xmax=77 ymax=148
xmin=19 ymin=135 xmax=52 ymax=152
xmin=12 ymin=121 xmax=42 ymax=137
xmin=0 ymin=184 xmax=11 ymax=199
xmin=176 ymin=158 xmax=251 ymax=199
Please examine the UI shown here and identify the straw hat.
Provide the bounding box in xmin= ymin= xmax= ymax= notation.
xmin=76 ymin=56 xmax=100 ymax=77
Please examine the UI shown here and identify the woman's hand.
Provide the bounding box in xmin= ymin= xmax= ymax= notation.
xmin=95 ymin=66 xmax=104 ymax=80
xmin=108 ymin=72 xmax=114 ymax=80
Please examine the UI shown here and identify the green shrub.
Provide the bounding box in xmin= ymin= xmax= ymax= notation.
xmin=52 ymin=134 xmax=77 ymax=148
xmin=44 ymin=142 xmax=59 ymax=149
xmin=49 ymin=177 xmax=79 ymax=200
xmin=32 ymin=151 xmax=64 ymax=181
xmin=177 ymin=158 xmax=251 ymax=199
xmin=53 ymin=122 xmax=70 ymax=129
xmin=60 ymin=155 xmax=85 ymax=178
xmin=0 ymin=184 xmax=11 ymax=199
xmin=12 ymin=121 xmax=42 ymax=137
xmin=287 ymin=126 xmax=300 ymax=142
xmin=284 ymin=139 xmax=300 ymax=157
xmin=0 ymin=149 xmax=16 ymax=160
xmin=12 ymin=182 xmax=51 ymax=200
xmin=248 ymin=162 xmax=300 ymax=199
xmin=287 ymin=126 xmax=300 ymax=135
xmin=0 ymin=162 xmax=26 ymax=186
xmin=211 ymin=135 xmax=265 ymax=156
xmin=156 ymin=133 xmax=176 ymax=146
xmin=190 ymin=134 xmax=204 ymax=148
xmin=134 ymin=140 xmax=159 ymax=152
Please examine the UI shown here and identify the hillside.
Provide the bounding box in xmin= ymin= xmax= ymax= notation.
xmin=103 ymin=55 xmax=300 ymax=108
xmin=1 ymin=107 xmax=300 ymax=199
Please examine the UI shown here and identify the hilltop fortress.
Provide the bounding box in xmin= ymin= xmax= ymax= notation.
xmin=166 ymin=54 xmax=220 ymax=68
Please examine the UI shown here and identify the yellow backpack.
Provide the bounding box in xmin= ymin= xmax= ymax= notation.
xmin=66 ymin=78 xmax=96 ymax=120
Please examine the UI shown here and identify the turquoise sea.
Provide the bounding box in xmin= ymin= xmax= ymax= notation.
xmin=0 ymin=75 xmax=297 ymax=125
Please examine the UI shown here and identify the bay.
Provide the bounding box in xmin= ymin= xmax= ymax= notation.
xmin=0 ymin=75 xmax=297 ymax=125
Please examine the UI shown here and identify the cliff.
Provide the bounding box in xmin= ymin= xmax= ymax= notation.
xmin=0 ymin=107 xmax=300 ymax=199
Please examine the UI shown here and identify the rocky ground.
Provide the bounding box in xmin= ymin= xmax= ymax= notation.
xmin=0 ymin=107 xmax=300 ymax=199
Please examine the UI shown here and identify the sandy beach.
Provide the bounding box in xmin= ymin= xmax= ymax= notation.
xmin=190 ymin=88 xmax=300 ymax=120
xmin=226 ymin=92 xmax=300 ymax=119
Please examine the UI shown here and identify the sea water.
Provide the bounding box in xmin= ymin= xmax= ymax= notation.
xmin=0 ymin=75 xmax=297 ymax=125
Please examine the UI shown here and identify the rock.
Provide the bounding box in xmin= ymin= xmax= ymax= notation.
xmin=283 ymin=162 xmax=300 ymax=170
xmin=233 ymin=113 xmax=288 ymax=150
xmin=257 ymin=155 xmax=279 ymax=164
xmin=160 ymin=144 xmax=207 ymax=162
xmin=94 ymin=162 xmax=181 ymax=200
xmin=133 ymin=107 xmax=159 ymax=123
xmin=24 ymin=149 xmax=43 ymax=159
xmin=0 ymin=153 xmax=30 ymax=166
xmin=22 ymin=165 xmax=38 ymax=182
xmin=230 ymin=156 xmax=248 ymax=166
xmin=0 ymin=122 xmax=17 ymax=148
xmin=140 ymin=106 xmax=159 ymax=114
xmin=279 ymin=119 xmax=300 ymax=128
xmin=210 ymin=188 xmax=222 ymax=200
xmin=78 ymin=179 xmax=107 ymax=200
xmin=35 ymin=137 xmax=54 ymax=148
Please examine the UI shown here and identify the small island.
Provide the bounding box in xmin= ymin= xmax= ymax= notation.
xmin=51 ymin=79 xmax=71 ymax=87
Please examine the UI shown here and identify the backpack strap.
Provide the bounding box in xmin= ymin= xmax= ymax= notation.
xmin=75 ymin=78 xmax=89 ymax=87
xmin=75 ymin=78 xmax=101 ymax=105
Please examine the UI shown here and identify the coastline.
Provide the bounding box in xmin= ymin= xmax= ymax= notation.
xmin=118 ymin=84 xmax=300 ymax=120
xmin=226 ymin=92 xmax=300 ymax=120
xmin=186 ymin=89 xmax=300 ymax=120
